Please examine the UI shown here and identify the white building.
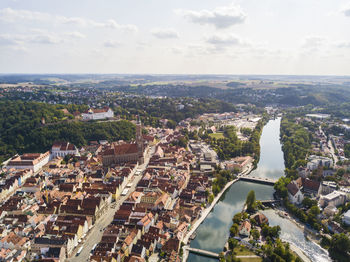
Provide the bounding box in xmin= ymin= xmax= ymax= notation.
xmin=319 ymin=181 xmax=337 ymax=195
xmin=81 ymin=107 xmax=114 ymax=120
xmin=287 ymin=181 xmax=304 ymax=204
xmin=6 ymin=152 xmax=50 ymax=173
xmin=343 ymin=210 xmax=350 ymax=226
xmin=176 ymin=104 xmax=185 ymax=110
xmin=51 ymin=142 xmax=79 ymax=158
xmin=239 ymin=221 xmax=251 ymax=237
xmin=319 ymin=191 xmax=347 ymax=208
xmin=307 ymin=155 xmax=333 ymax=170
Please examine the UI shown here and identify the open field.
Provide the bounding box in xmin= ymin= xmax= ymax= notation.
xmin=209 ymin=132 xmax=225 ymax=139
xmin=239 ymin=257 xmax=262 ymax=262
xmin=234 ymin=246 xmax=262 ymax=262
xmin=234 ymin=246 xmax=256 ymax=256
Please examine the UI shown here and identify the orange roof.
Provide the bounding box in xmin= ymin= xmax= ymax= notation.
xmin=124 ymin=230 xmax=137 ymax=246
xmin=84 ymin=107 xmax=111 ymax=114
xmin=114 ymin=144 xmax=138 ymax=155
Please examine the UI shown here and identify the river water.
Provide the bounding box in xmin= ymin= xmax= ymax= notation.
xmin=187 ymin=118 xmax=331 ymax=262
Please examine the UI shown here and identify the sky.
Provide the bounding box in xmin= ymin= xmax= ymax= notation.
xmin=0 ymin=0 xmax=350 ymax=75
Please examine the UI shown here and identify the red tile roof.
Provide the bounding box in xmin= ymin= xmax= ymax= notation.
xmin=114 ymin=144 xmax=138 ymax=155
xmin=287 ymin=182 xmax=300 ymax=196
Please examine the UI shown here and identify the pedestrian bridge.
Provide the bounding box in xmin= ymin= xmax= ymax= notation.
xmin=185 ymin=247 xmax=219 ymax=259
xmin=260 ymin=199 xmax=281 ymax=204
xmin=237 ymin=175 xmax=277 ymax=185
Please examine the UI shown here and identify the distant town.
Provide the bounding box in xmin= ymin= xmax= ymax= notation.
xmin=0 ymin=75 xmax=350 ymax=262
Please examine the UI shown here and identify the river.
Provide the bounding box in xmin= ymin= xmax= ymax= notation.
xmin=187 ymin=118 xmax=331 ymax=262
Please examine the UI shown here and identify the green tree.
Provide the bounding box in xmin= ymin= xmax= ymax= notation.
xmin=230 ymin=223 xmax=239 ymax=236
xmin=232 ymin=213 xmax=242 ymax=224
xmin=309 ymin=206 xmax=320 ymax=217
xmin=246 ymin=190 xmax=256 ymax=212
xmin=329 ymin=233 xmax=350 ymax=262
xmin=208 ymin=194 xmax=214 ymax=204
xmin=302 ymin=197 xmax=318 ymax=209
xmin=251 ymin=229 xmax=260 ymax=241
xmin=228 ymin=238 xmax=239 ymax=250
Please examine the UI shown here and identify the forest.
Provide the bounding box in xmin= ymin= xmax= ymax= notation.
xmin=280 ymin=116 xmax=313 ymax=171
xmin=0 ymin=101 xmax=134 ymax=163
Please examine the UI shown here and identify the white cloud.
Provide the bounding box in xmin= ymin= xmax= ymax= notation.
xmin=29 ymin=34 xmax=61 ymax=44
xmin=206 ymin=34 xmax=245 ymax=46
xmin=341 ymin=3 xmax=350 ymax=17
xmin=335 ymin=41 xmax=350 ymax=48
xmin=176 ymin=3 xmax=246 ymax=29
xmin=11 ymin=45 xmax=28 ymax=52
xmin=0 ymin=30 xmax=85 ymax=48
xmin=0 ymin=8 xmax=138 ymax=32
xmin=0 ymin=7 xmax=50 ymax=22
xmin=104 ymin=40 xmax=121 ymax=48
xmin=103 ymin=19 xmax=138 ymax=33
xmin=186 ymin=44 xmax=212 ymax=56
xmin=151 ymin=28 xmax=179 ymax=39
xmin=59 ymin=16 xmax=89 ymax=27
xmin=301 ymin=36 xmax=326 ymax=49
xmin=170 ymin=46 xmax=183 ymax=54
xmin=64 ymin=32 xmax=86 ymax=39
xmin=0 ymin=34 xmax=17 ymax=45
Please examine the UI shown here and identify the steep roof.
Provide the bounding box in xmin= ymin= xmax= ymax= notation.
xmin=239 ymin=220 xmax=251 ymax=232
xmin=84 ymin=107 xmax=111 ymax=114
xmin=252 ymin=213 xmax=268 ymax=225
xmin=52 ymin=141 xmax=76 ymax=151
xmin=287 ymin=182 xmax=300 ymax=196
xmin=302 ymin=178 xmax=320 ymax=192
xmin=103 ymin=144 xmax=139 ymax=156
xmin=114 ymin=144 xmax=138 ymax=155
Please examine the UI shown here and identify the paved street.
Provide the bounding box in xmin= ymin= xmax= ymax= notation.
xmin=320 ymin=125 xmax=339 ymax=164
xmin=68 ymin=146 xmax=154 ymax=261
xmin=328 ymin=139 xmax=338 ymax=164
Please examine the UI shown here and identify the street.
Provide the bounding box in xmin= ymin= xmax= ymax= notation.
xmin=68 ymin=146 xmax=154 ymax=261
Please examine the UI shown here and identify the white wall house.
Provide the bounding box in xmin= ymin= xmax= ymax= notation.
xmin=319 ymin=191 xmax=347 ymax=208
xmin=287 ymin=181 xmax=304 ymax=204
xmin=6 ymin=152 xmax=50 ymax=173
xmin=239 ymin=221 xmax=251 ymax=237
xmin=307 ymin=155 xmax=333 ymax=170
xmin=51 ymin=142 xmax=79 ymax=158
xmin=81 ymin=107 xmax=114 ymax=121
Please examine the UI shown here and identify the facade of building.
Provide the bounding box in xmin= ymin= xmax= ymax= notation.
xmin=224 ymin=156 xmax=253 ymax=172
xmin=102 ymin=120 xmax=144 ymax=166
xmin=82 ymin=107 xmax=114 ymax=121
xmin=7 ymin=152 xmax=50 ymax=172
xmin=319 ymin=191 xmax=347 ymax=208
xmin=343 ymin=210 xmax=350 ymax=226
xmin=51 ymin=142 xmax=79 ymax=158
xmin=239 ymin=221 xmax=251 ymax=237
xmin=287 ymin=181 xmax=304 ymax=204
xmin=307 ymin=155 xmax=333 ymax=170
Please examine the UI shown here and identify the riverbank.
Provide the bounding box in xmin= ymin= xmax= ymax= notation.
xmin=289 ymin=243 xmax=312 ymax=262
xmin=262 ymin=209 xmax=331 ymax=262
xmin=182 ymin=164 xmax=254 ymax=261
xmin=273 ymin=207 xmax=321 ymax=244
xmin=279 ymin=212 xmax=317 ymax=262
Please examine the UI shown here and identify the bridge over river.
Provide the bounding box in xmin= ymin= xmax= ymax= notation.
xmin=185 ymin=247 xmax=219 ymax=259
xmin=237 ymin=175 xmax=277 ymax=185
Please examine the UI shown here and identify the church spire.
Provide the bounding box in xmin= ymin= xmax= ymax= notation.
xmin=136 ymin=116 xmax=143 ymax=148
xmin=135 ymin=116 xmax=144 ymax=164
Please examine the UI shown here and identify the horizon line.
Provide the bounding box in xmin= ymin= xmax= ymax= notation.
xmin=0 ymin=73 xmax=350 ymax=77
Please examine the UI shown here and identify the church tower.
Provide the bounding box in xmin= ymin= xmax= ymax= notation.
xmin=136 ymin=116 xmax=144 ymax=164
